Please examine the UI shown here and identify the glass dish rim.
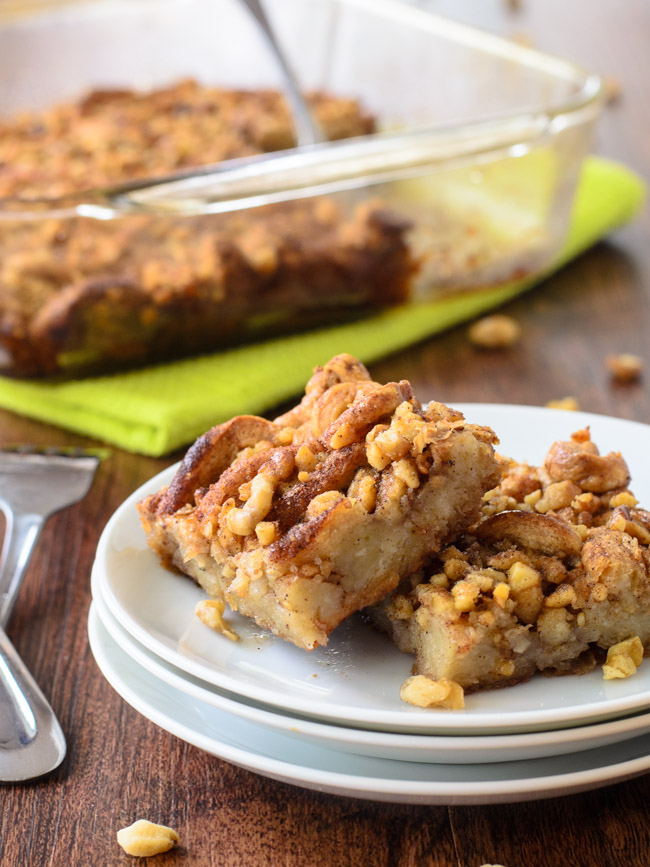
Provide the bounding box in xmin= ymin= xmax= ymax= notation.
xmin=0 ymin=0 xmax=603 ymax=219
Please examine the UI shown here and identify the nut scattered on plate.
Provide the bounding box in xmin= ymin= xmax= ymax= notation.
xmin=195 ymin=598 xmax=239 ymax=642
xmin=399 ymin=675 xmax=465 ymax=709
xmin=467 ymin=314 xmax=521 ymax=349
xmin=606 ymin=353 xmax=643 ymax=383
xmin=602 ymin=636 xmax=644 ymax=680
xmin=117 ymin=819 xmax=180 ymax=858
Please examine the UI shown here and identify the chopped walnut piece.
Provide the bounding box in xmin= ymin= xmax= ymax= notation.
xmin=603 ymin=76 xmax=622 ymax=105
xmin=195 ymin=599 xmax=239 ymax=642
xmin=467 ymin=314 xmax=521 ymax=349
xmin=255 ymin=521 xmax=278 ymax=547
xmin=511 ymin=31 xmax=533 ymax=47
xmin=400 ymin=675 xmax=465 ymax=709
xmin=603 ymin=636 xmax=644 ymax=680
xmin=606 ymin=353 xmax=642 ymax=383
xmin=610 ymin=491 xmax=639 ymax=508
xmin=117 ymin=820 xmax=179 ymax=858
xmin=546 ymin=397 xmax=580 ymax=411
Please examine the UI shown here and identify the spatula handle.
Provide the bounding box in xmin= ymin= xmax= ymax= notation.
xmin=0 ymin=624 xmax=66 ymax=782
xmin=0 ymin=510 xmax=44 ymax=628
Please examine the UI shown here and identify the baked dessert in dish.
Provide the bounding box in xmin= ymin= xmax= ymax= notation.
xmin=0 ymin=80 xmax=414 ymax=377
xmin=138 ymin=354 xmax=500 ymax=650
xmin=369 ymin=428 xmax=650 ymax=693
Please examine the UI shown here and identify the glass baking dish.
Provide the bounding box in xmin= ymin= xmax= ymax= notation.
xmin=0 ymin=0 xmax=602 ymax=377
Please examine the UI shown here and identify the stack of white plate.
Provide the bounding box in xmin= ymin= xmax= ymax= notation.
xmin=89 ymin=406 xmax=650 ymax=805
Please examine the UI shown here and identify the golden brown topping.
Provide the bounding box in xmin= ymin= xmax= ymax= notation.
xmin=158 ymin=416 xmax=278 ymax=514
xmin=545 ymin=438 xmax=630 ymax=493
xmin=348 ymin=471 xmax=377 ymax=513
xmin=607 ymin=507 xmax=650 ymax=545
xmin=544 ymin=583 xmax=578 ymax=609
xmin=476 ymin=510 xmax=583 ymax=556
xmin=507 ymin=561 xmax=540 ymax=591
xmin=452 ymin=580 xmax=481 ymax=612
xmin=493 ymin=582 xmax=510 ymax=608
xmin=295 ymin=445 xmax=318 ymax=473
xmin=255 ymin=521 xmax=278 ymax=547
xmin=392 ymin=458 xmax=421 ymax=490
xmin=329 ymin=421 xmax=358 ymax=450
xmin=227 ymin=474 xmax=276 ymax=536
xmin=534 ymin=480 xmax=582 ymax=514
xmin=610 ymin=491 xmax=639 ymax=508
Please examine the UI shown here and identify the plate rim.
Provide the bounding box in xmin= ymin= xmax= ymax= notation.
xmin=91 ymin=584 xmax=650 ymax=765
xmin=87 ymin=601 xmax=650 ymax=806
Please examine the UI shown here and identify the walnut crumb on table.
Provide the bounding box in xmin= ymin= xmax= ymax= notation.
xmin=546 ymin=396 xmax=580 ymax=411
xmin=606 ymin=353 xmax=643 ymax=382
xmin=117 ymin=820 xmax=179 ymax=858
xmin=603 ymin=76 xmax=623 ymax=105
xmin=467 ymin=314 xmax=521 ymax=349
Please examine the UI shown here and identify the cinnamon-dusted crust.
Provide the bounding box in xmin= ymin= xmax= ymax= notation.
xmin=138 ymin=354 xmax=500 ymax=650
xmin=369 ymin=428 xmax=650 ymax=691
xmin=0 ymin=80 xmax=414 ymax=376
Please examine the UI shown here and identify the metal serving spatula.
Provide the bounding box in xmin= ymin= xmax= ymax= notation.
xmin=0 ymin=446 xmax=101 ymax=783
xmin=239 ymin=0 xmax=324 ymax=147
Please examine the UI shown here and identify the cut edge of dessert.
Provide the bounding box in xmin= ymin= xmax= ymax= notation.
xmin=137 ymin=353 xmax=501 ymax=651
xmin=367 ymin=427 xmax=650 ymax=707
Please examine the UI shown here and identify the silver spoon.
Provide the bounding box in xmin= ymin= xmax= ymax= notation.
xmin=239 ymin=0 xmax=324 ymax=146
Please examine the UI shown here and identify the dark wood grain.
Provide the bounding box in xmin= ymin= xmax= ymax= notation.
xmin=1 ymin=1 xmax=649 ymax=865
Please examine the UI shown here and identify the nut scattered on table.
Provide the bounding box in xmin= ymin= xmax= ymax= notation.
xmin=467 ymin=314 xmax=521 ymax=349
xmin=606 ymin=353 xmax=643 ymax=383
xmin=546 ymin=397 xmax=580 ymax=411
xmin=511 ymin=31 xmax=533 ymax=48
xmin=603 ymin=76 xmax=622 ymax=105
xmin=117 ymin=819 xmax=180 ymax=858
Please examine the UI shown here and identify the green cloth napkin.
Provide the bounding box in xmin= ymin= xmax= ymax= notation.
xmin=0 ymin=156 xmax=644 ymax=457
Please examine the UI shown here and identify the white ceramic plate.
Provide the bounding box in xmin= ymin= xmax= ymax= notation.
xmin=93 ymin=405 xmax=650 ymax=735
xmin=88 ymin=602 xmax=650 ymax=805
xmin=92 ymin=585 xmax=650 ymax=765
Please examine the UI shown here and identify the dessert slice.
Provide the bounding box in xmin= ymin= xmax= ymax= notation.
xmin=138 ymin=354 xmax=500 ymax=650
xmin=371 ymin=428 xmax=650 ymax=692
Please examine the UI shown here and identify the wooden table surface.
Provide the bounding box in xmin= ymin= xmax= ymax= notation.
xmin=1 ymin=1 xmax=649 ymax=865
